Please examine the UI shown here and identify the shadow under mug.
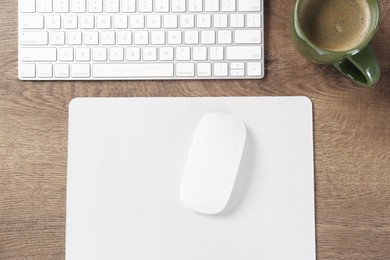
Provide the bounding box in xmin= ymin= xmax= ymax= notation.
xmin=292 ymin=0 xmax=381 ymax=87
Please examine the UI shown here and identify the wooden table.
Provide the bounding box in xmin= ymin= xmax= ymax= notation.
xmin=1 ymin=0 xmax=389 ymax=259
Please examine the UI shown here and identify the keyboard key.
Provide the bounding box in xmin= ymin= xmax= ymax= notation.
xmin=50 ymin=31 xmax=65 ymax=45
xmin=88 ymin=0 xmax=103 ymax=12
xmin=235 ymin=30 xmax=262 ymax=44
xmin=20 ymin=63 xmax=36 ymax=78
xmin=37 ymin=63 xmax=53 ymax=78
xmin=72 ymin=63 xmax=90 ymax=77
xmin=155 ymin=0 xmax=169 ymax=12
xmin=54 ymin=0 xmax=69 ymax=12
xmin=171 ymin=0 xmax=185 ymax=12
xmin=110 ymin=47 xmax=124 ymax=61
xmin=147 ymin=15 xmax=162 ymax=29
xmin=197 ymin=63 xmax=211 ymax=77
xmin=46 ymin=15 xmax=61 ymax=29
xmin=230 ymin=14 xmax=244 ymax=28
xmin=197 ymin=14 xmax=211 ymax=28
xmin=193 ymin=47 xmax=207 ymax=61
xmin=76 ymin=47 xmax=91 ymax=61
xmin=118 ymin=31 xmax=132 ymax=45
xmin=55 ymin=63 xmax=70 ymax=78
xmin=101 ymin=31 xmax=116 ymax=45
xmin=176 ymin=63 xmax=194 ymax=77
xmin=121 ymin=0 xmax=136 ymax=12
xmin=230 ymin=62 xmax=244 ymax=69
xmin=80 ymin=15 xmax=95 ymax=29
xmin=238 ymin=0 xmax=261 ymax=11
xmin=72 ymin=0 xmax=86 ymax=12
xmin=21 ymin=31 xmax=48 ymax=45
xmin=201 ymin=31 xmax=215 ymax=44
xmin=138 ymin=0 xmax=152 ymax=12
xmin=217 ymin=30 xmax=232 ymax=44
xmin=93 ymin=47 xmax=107 ymax=61
xmin=205 ymin=0 xmax=219 ymax=12
xmin=97 ymin=15 xmax=111 ymax=28
xmin=63 ymin=15 xmax=78 ymax=29
xmin=113 ymin=14 xmax=128 ymax=28
xmin=142 ymin=47 xmax=157 ymax=61
xmin=176 ymin=47 xmax=190 ymax=61
xmin=93 ymin=63 xmax=174 ymax=77
xmin=163 ymin=15 xmax=178 ymax=28
xmin=151 ymin=31 xmax=165 ymax=44
xmin=180 ymin=14 xmax=194 ymax=28
xmin=214 ymin=62 xmax=228 ymax=76
xmin=59 ymin=47 xmax=74 ymax=61
xmin=230 ymin=69 xmax=244 ymax=76
xmin=130 ymin=15 xmax=145 ymax=28
xmin=21 ymin=0 xmax=36 ymax=13
xmin=134 ymin=31 xmax=148 ymax=44
xmin=106 ymin=0 xmax=120 ymax=12
xmin=184 ymin=31 xmax=198 ymax=44
xmin=188 ymin=0 xmax=202 ymax=12
xmin=247 ymin=14 xmax=262 ymax=28
xmin=226 ymin=46 xmax=262 ymax=60
xmin=126 ymin=47 xmax=140 ymax=60
xmin=21 ymin=15 xmax=44 ymax=29
xmin=221 ymin=0 xmax=236 ymax=11
xmin=67 ymin=31 xmax=82 ymax=45
xmin=167 ymin=31 xmax=181 ymax=44
xmin=37 ymin=0 xmax=53 ymax=13
xmin=209 ymin=46 xmax=223 ymax=60
xmin=159 ymin=47 xmax=173 ymax=61
xmin=21 ymin=47 xmax=57 ymax=61
xmin=213 ymin=14 xmax=228 ymax=28
xmin=247 ymin=62 xmax=262 ymax=76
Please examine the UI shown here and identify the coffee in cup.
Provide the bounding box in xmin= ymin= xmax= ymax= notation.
xmin=292 ymin=0 xmax=381 ymax=87
xmin=299 ymin=0 xmax=371 ymax=52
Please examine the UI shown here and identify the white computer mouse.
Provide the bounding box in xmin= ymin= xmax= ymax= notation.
xmin=181 ymin=113 xmax=246 ymax=215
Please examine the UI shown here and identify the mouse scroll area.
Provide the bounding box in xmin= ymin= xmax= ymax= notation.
xmin=181 ymin=113 xmax=246 ymax=215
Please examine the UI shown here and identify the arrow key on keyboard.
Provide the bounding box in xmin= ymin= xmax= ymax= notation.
xmin=213 ymin=62 xmax=228 ymax=76
xmin=247 ymin=62 xmax=262 ymax=76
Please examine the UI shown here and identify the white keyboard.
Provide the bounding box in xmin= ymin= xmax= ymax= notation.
xmin=19 ymin=0 xmax=264 ymax=80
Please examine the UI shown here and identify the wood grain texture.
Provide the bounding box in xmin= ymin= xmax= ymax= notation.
xmin=1 ymin=0 xmax=389 ymax=259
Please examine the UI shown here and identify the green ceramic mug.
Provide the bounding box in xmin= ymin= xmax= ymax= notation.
xmin=292 ymin=0 xmax=381 ymax=87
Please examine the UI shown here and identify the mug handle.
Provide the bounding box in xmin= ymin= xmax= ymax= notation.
xmin=334 ymin=45 xmax=381 ymax=87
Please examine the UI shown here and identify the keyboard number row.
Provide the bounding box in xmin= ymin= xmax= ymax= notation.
xmin=21 ymin=14 xmax=262 ymax=30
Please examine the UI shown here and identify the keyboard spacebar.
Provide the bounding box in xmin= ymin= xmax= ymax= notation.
xmin=93 ymin=63 xmax=174 ymax=78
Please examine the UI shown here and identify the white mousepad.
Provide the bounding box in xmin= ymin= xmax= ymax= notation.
xmin=66 ymin=97 xmax=316 ymax=260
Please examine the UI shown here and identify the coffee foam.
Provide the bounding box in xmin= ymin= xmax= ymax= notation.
xmin=299 ymin=0 xmax=371 ymax=52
